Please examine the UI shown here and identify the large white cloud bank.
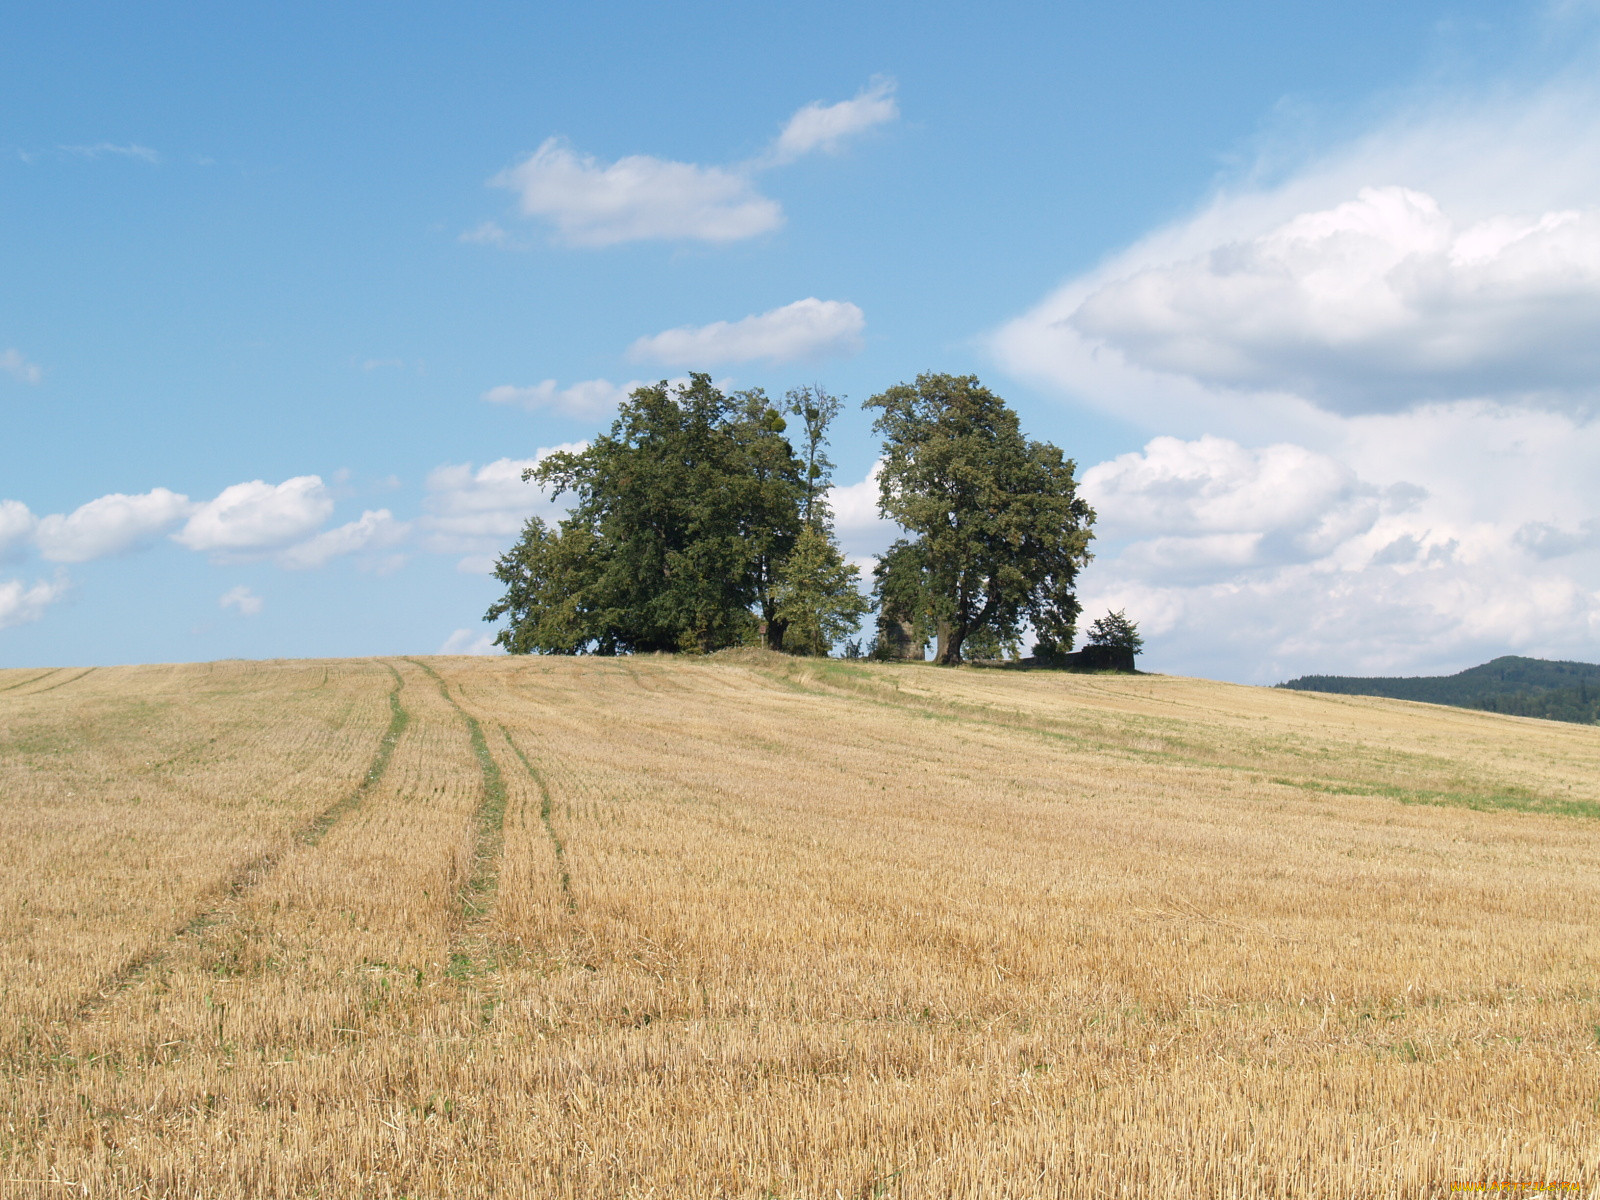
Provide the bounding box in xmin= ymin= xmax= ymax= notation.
xmin=996 ymin=67 xmax=1600 ymax=681
xmin=1067 ymin=187 xmax=1600 ymax=415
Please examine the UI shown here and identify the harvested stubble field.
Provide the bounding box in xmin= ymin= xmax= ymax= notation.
xmin=1 ymin=655 xmax=1598 ymax=1199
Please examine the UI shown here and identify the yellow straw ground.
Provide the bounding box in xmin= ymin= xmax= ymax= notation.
xmin=1 ymin=653 xmax=1597 ymax=1197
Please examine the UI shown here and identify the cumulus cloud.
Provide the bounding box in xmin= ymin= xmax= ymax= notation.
xmin=0 ymin=500 xmax=37 ymax=560
xmin=483 ymin=378 xmax=645 ymax=419
xmin=35 ymin=488 xmax=194 ymax=563
xmin=1514 ymin=518 xmax=1600 ymax=560
xmin=175 ymin=477 xmax=333 ymax=556
xmin=1072 ymin=426 xmax=1600 ymax=680
xmin=628 ymin=298 xmax=864 ymax=366
xmin=1081 ymin=436 xmax=1386 ymax=573
xmin=483 ymin=80 xmax=895 ymax=247
xmin=492 ymin=138 xmax=782 ymax=247
xmin=767 ymin=78 xmax=898 ymax=164
xmin=277 ymin=509 xmax=409 ymax=570
xmin=827 ymin=460 xmax=896 ymax=558
xmin=2 ymin=349 xmax=42 ymax=384
xmin=0 ymin=575 xmax=67 ymax=630
xmin=420 ymin=445 xmax=585 ymax=565
xmin=219 ymin=585 xmax=263 ymax=616
xmin=990 ymin=55 xmax=1600 ymax=680
xmin=1066 ymin=187 xmax=1600 ymax=415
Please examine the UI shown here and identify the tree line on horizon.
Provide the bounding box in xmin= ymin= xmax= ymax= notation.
xmin=1279 ymin=655 xmax=1600 ymax=726
xmin=485 ymin=371 xmax=1138 ymax=666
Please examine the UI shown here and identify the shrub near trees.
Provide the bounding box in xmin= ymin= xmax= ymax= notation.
xmin=486 ymin=370 xmax=1104 ymax=665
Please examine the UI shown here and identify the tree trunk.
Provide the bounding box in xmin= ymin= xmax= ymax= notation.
xmin=763 ymin=617 xmax=788 ymax=652
xmin=935 ymin=618 xmax=962 ymax=665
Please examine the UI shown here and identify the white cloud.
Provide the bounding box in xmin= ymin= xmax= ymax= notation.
xmin=0 ymin=500 xmax=37 ymax=559
xmin=492 ymin=138 xmax=782 ymax=247
xmin=1081 ymin=436 xmax=1384 ymax=572
xmin=991 ymin=61 xmax=1600 ymax=680
xmin=484 ymin=80 xmax=893 ymax=247
xmin=277 ymin=509 xmax=409 ymax=570
xmin=2 ymin=349 xmax=42 ymax=384
xmin=1072 ymin=423 xmax=1600 ymax=680
xmin=175 ymin=477 xmax=333 ymax=556
xmin=767 ymin=78 xmax=898 ymax=164
xmin=439 ymin=627 xmax=503 ymax=655
xmin=1064 ymin=187 xmax=1600 ymax=415
xmin=483 ymin=378 xmax=644 ymax=419
xmin=459 ymin=220 xmax=512 ymax=246
xmin=628 ymin=298 xmax=864 ymax=366
xmin=35 ymin=488 xmax=194 ymax=563
xmin=61 ymin=142 xmax=160 ymax=163
xmin=219 ymin=585 xmax=263 ymax=617
xmin=994 ymin=67 xmax=1600 ymax=435
xmin=827 ymin=460 xmax=896 ymax=558
xmin=0 ymin=575 xmax=67 ymax=630
xmin=420 ymin=444 xmax=585 ymax=561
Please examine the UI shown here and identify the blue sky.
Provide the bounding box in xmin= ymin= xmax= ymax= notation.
xmin=5 ymin=1 xmax=1599 ymax=680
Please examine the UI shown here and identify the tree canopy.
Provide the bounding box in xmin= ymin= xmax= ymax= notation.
xmin=1085 ymin=609 xmax=1143 ymax=657
xmin=486 ymin=375 xmax=865 ymax=656
xmin=868 ymin=373 xmax=1095 ymax=665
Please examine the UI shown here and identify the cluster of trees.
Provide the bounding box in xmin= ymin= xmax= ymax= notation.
xmin=486 ymin=371 xmax=1123 ymax=667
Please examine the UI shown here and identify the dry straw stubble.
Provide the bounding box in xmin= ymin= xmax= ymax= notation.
xmin=1 ymin=652 xmax=1598 ymax=1197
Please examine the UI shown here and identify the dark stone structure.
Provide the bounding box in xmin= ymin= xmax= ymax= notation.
xmin=877 ymin=608 xmax=925 ymax=661
xmin=1062 ymin=644 xmax=1136 ymax=672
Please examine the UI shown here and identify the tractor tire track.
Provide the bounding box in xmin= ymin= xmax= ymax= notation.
xmin=0 ymin=668 xmax=60 ymax=694
xmin=67 ymin=661 xmax=410 ymax=1028
xmin=405 ymin=660 xmax=507 ymax=921
xmin=20 ymin=668 xmax=95 ymax=696
xmin=502 ymin=726 xmax=576 ymax=913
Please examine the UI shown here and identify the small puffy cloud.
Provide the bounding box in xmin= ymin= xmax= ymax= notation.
xmin=483 ymin=378 xmax=644 ymax=419
xmin=439 ymin=627 xmax=503 ymax=655
xmin=2 ymin=349 xmax=42 ymax=384
xmin=175 ymin=477 xmax=333 ymax=556
xmin=1066 ymin=187 xmax=1600 ymax=415
xmin=277 ymin=509 xmax=409 ymax=570
xmin=768 ymin=78 xmax=898 ymax=164
xmin=492 ymin=138 xmax=782 ymax=247
xmin=35 ymin=488 xmax=194 ymax=563
xmin=0 ymin=500 xmax=37 ymax=559
xmin=219 ymin=585 xmax=263 ymax=616
xmin=420 ymin=444 xmax=585 ymax=560
xmin=484 ymin=80 xmax=893 ymax=248
xmin=628 ymin=298 xmax=864 ymax=366
xmin=0 ymin=575 xmax=67 ymax=630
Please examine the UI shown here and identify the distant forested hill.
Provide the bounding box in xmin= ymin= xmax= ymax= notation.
xmin=1278 ymin=656 xmax=1600 ymax=725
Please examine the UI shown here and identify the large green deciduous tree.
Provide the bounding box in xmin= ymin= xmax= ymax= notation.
xmin=486 ymin=374 xmax=806 ymax=654
xmin=867 ymin=372 xmax=1095 ymax=665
